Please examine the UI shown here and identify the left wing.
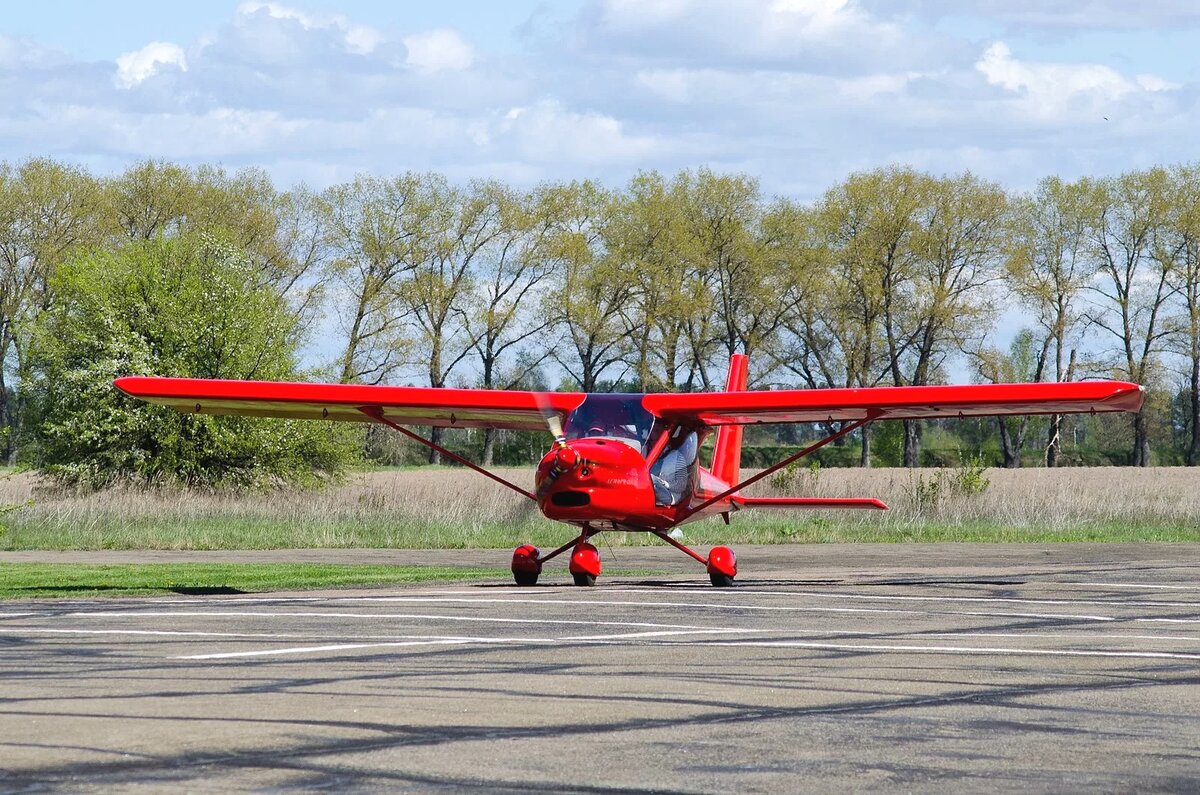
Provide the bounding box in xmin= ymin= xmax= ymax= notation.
xmin=113 ymin=377 xmax=585 ymax=431
xmin=643 ymin=381 xmax=1143 ymax=426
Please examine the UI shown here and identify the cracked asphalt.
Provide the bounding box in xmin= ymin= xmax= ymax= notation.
xmin=2 ymin=543 xmax=1199 ymax=792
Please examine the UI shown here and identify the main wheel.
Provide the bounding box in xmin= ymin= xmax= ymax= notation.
xmin=514 ymin=570 xmax=539 ymax=586
xmin=568 ymin=541 xmax=601 ymax=587
xmin=706 ymin=546 xmax=737 ymax=588
xmin=511 ymin=544 xmax=541 ymax=586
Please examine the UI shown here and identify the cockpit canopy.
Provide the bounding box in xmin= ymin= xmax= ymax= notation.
xmin=563 ymin=394 xmax=654 ymax=451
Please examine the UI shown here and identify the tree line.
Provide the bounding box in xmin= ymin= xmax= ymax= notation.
xmin=4 ymin=158 xmax=1200 ymax=484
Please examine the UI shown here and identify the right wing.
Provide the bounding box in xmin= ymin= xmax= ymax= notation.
xmin=643 ymin=381 xmax=1144 ymax=427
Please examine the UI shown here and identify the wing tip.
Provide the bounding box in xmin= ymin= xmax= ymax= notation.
xmin=113 ymin=376 xmax=138 ymax=396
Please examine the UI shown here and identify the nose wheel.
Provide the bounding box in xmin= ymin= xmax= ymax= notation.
xmin=569 ymin=542 xmax=601 ymax=586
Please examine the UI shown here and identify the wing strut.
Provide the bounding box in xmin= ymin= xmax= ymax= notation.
xmin=358 ymin=406 xmax=536 ymax=502
xmin=681 ymin=414 xmax=878 ymax=521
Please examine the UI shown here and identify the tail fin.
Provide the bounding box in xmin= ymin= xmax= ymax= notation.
xmin=710 ymin=353 xmax=748 ymax=485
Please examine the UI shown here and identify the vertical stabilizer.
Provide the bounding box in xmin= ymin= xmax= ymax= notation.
xmin=711 ymin=353 xmax=748 ymax=485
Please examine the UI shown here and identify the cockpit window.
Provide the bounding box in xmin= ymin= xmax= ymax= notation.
xmin=564 ymin=394 xmax=654 ymax=450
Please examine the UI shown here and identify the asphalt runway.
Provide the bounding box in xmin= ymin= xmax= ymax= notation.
xmin=3 ymin=544 xmax=1200 ymax=792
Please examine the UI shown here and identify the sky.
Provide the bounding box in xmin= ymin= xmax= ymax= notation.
xmin=2 ymin=0 xmax=1199 ymax=200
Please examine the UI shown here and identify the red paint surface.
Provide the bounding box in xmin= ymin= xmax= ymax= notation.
xmin=706 ymin=546 xmax=737 ymax=578
xmin=644 ymin=380 xmax=1143 ymax=425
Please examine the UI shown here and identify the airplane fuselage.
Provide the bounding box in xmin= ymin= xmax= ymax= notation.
xmin=534 ymin=435 xmax=730 ymax=530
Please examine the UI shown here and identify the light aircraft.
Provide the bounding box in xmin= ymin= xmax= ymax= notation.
xmin=115 ymin=354 xmax=1143 ymax=587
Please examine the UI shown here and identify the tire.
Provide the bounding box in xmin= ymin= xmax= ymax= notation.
xmin=572 ymin=571 xmax=597 ymax=587
xmin=709 ymin=572 xmax=735 ymax=588
xmin=513 ymin=570 xmax=539 ymax=586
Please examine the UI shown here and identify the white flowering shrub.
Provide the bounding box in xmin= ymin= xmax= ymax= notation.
xmin=29 ymin=234 xmax=359 ymax=489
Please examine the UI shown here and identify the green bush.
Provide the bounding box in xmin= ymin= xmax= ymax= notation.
xmin=28 ymin=234 xmax=359 ymax=489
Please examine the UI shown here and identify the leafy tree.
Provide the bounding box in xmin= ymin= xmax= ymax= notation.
xmin=972 ymin=329 xmax=1042 ymax=467
xmin=901 ymin=172 xmax=1009 ymax=465
xmin=0 ymin=159 xmax=107 ymax=460
xmin=1159 ymin=164 xmax=1200 ymax=464
xmin=29 ymin=234 xmax=357 ymax=488
xmin=1006 ymin=177 xmax=1091 ymax=465
xmin=545 ymin=181 xmax=631 ymax=391
xmin=606 ymin=171 xmax=701 ymax=390
xmin=322 ymin=173 xmax=432 ymax=385
xmin=1083 ymin=169 xmax=1176 ymax=466
xmin=459 ymin=184 xmax=558 ymax=463
xmin=105 ymin=160 xmax=330 ymax=327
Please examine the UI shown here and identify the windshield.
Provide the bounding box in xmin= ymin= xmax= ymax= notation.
xmin=564 ymin=394 xmax=654 ymax=451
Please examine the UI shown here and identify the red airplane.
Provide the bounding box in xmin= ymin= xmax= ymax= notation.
xmin=115 ymin=354 xmax=1143 ymax=587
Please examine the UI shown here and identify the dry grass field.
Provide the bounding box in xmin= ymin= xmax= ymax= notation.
xmin=0 ymin=465 xmax=1196 ymax=550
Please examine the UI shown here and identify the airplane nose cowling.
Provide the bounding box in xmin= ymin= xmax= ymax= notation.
xmin=536 ymin=438 xmax=654 ymax=524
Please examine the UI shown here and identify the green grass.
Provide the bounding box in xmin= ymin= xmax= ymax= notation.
xmin=0 ymin=562 xmax=507 ymax=599
xmin=701 ymin=517 xmax=1200 ymax=544
xmin=0 ymin=515 xmax=564 ymax=551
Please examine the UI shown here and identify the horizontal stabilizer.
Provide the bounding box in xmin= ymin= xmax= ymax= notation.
xmin=734 ymin=496 xmax=888 ymax=511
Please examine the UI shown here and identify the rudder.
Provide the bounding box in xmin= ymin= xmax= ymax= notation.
xmin=711 ymin=353 xmax=748 ymax=485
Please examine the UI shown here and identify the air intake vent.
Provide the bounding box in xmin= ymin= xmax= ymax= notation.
xmin=551 ymin=491 xmax=590 ymax=507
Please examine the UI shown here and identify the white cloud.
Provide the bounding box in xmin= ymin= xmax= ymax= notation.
xmin=236 ymin=1 xmax=384 ymax=55
xmin=635 ymin=69 xmax=694 ymax=103
xmin=497 ymin=101 xmax=662 ymax=164
xmin=1136 ymin=74 xmax=1180 ymax=92
xmin=835 ymin=72 xmax=920 ymax=100
xmin=976 ymin=41 xmax=1177 ymax=119
xmin=580 ymin=0 xmax=920 ymax=73
xmin=866 ymin=0 xmax=1200 ymax=32
xmin=0 ymin=35 xmax=66 ymax=69
xmin=114 ymin=42 xmax=187 ymax=89
xmin=402 ymin=29 xmax=475 ymax=73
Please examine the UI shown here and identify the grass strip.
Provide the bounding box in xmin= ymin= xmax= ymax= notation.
xmin=4 ymin=517 xmax=1199 ymax=551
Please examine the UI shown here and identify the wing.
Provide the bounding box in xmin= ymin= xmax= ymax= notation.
xmin=643 ymin=381 xmax=1143 ymax=426
xmin=114 ymin=377 xmax=585 ymax=431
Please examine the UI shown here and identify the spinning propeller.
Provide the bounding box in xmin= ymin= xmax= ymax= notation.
xmin=535 ymin=393 xmax=580 ymax=498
